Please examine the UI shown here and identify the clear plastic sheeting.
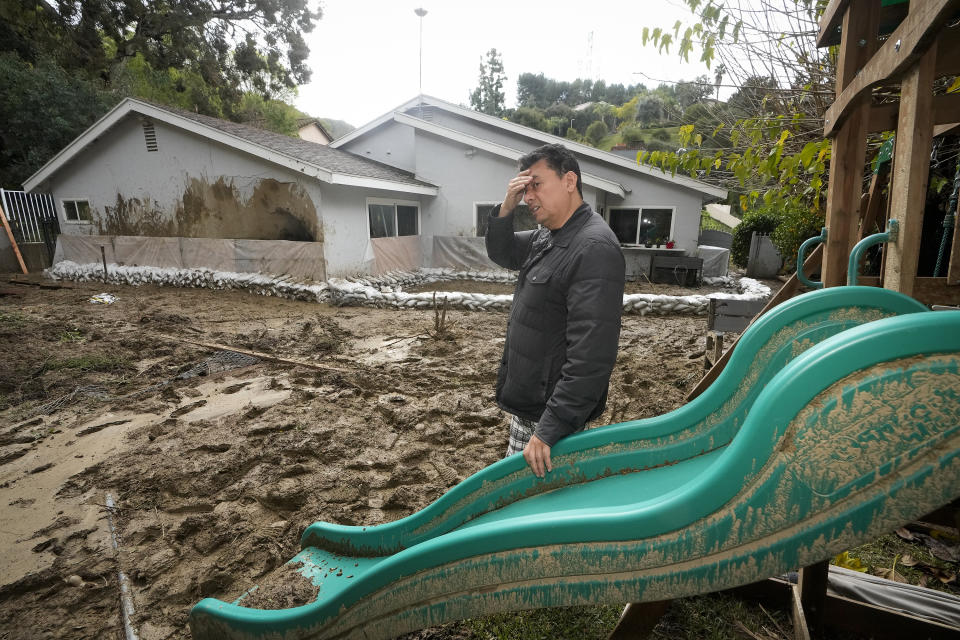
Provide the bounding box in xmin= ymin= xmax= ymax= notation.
xmin=431 ymin=236 xmax=500 ymax=271
xmin=55 ymin=235 xmax=326 ymax=281
xmin=828 ymin=565 xmax=960 ymax=629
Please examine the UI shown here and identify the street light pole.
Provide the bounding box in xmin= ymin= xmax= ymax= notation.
xmin=415 ymin=8 xmax=427 ymax=96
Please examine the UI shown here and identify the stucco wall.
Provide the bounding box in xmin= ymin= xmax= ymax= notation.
xmin=343 ymin=111 xmax=709 ymax=253
xmin=340 ymin=121 xmax=416 ymax=174
xmin=320 ymin=183 xmax=429 ymax=277
xmin=40 ymin=116 xmax=325 ymax=245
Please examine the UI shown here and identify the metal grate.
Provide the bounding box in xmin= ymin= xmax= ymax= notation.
xmin=142 ymin=121 xmax=159 ymax=152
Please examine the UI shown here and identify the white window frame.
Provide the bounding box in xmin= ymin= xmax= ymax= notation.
xmin=60 ymin=198 xmax=93 ymax=224
xmin=474 ymin=201 xmax=499 ymax=237
xmin=366 ymin=197 xmax=420 ymax=238
xmin=608 ymin=205 xmax=676 ymax=245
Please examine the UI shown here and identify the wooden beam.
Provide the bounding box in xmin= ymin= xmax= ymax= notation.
xmin=818 ymin=0 xmax=913 ymax=47
xmin=798 ymin=561 xmax=829 ymax=632
xmin=0 ymin=203 xmax=28 ymax=275
xmin=884 ymin=44 xmax=937 ymax=297
xmin=821 ymin=592 xmax=960 ymax=639
xmin=934 ymin=122 xmax=960 ymax=138
xmin=791 ymin=582 xmax=813 ymax=640
xmin=817 ymin=0 xmax=850 ymax=48
xmin=868 ymin=93 xmax=960 ymax=134
xmin=822 ymin=1 xmax=878 ymax=288
xmin=823 ymin=0 xmax=960 ymax=138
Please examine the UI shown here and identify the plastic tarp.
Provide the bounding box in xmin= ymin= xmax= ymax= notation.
xmin=55 ymin=234 xmax=326 ymax=280
xmin=697 ymin=245 xmax=731 ymax=277
xmin=370 ymin=235 xmax=422 ymax=274
xmin=828 ymin=565 xmax=960 ymax=629
xmin=431 ymin=236 xmax=500 ymax=271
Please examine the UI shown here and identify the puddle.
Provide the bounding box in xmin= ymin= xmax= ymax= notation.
xmin=0 ymin=411 xmax=158 ymax=583
xmin=0 ymin=374 xmax=291 ymax=584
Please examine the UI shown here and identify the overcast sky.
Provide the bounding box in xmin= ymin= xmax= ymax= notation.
xmin=293 ymin=0 xmax=716 ymax=127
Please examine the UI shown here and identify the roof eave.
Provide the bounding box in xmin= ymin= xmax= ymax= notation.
xmin=393 ymin=112 xmax=627 ymax=198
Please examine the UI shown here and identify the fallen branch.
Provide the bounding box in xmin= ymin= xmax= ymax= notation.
xmin=148 ymin=333 xmax=352 ymax=373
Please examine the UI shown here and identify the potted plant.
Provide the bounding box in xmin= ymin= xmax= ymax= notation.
xmin=666 ymin=239 xmax=676 ymax=249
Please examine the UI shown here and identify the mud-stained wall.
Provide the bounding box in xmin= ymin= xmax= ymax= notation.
xmin=41 ymin=116 xmax=325 ymax=245
xmin=98 ymin=178 xmax=321 ymax=242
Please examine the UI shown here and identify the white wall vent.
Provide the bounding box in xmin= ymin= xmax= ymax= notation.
xmin=142 ymin=121 xmax=159 ymax=152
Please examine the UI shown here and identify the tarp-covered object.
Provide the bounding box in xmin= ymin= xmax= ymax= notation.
xmin=55 ymin=235 xmax=326 ymax=280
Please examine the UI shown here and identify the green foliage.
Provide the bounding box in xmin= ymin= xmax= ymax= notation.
xmin=516 ymin=73 xmax=643 ymax=109
xmin=651 ymin=128 xmax=672 ymax=142
xmin=0 ymin=52 xmax=116 ymax=188
xmin=565 ymin=127 xmax=582 ymax=143
xmin=730 ymin=210 xmax=779 ymax=268
xmin=509 ymin=107 xmax=549 ymax=132
xmin=470 ymin=48 xmax=506 ymax=117
xmin=700 ymin=210 xmax=733 ymax=233
xmin=636 ymin=95 xmax=667 ymax=127
xmin=319 ymin=118 xmax=355 ymax=139
xmin=236 ymin=93 xmax=302 ymax=136
xmin=585 ymin=120 xmax=609 ymax=146
xmin=621 ymin=127 xmax=646 ymax=148
xmin=771 ymin=205 xmax=825 ymax=271
xmin=19 ymin=0 xmax=319 ymax=97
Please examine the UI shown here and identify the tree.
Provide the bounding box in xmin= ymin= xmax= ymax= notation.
xmin=3 ymin=1 xmax=320 ymax=99
xmin=470 ymin=48 xmax=506 ymax=116
xmin=0 ymin=53 xmax=115 ymax=188
xmin=636 ymin=95 xmax=667 ymax=127
xmin=638 ymin=0 xmax=834 ymax=235
xmin=585 ymin=120 xmax=609 ymax=147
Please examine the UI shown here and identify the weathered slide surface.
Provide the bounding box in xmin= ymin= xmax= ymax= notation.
xmin=190 ymin=287 xmax=960 ymax=640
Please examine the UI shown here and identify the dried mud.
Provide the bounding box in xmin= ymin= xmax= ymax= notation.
xmin=0 ymin=279 xmax=715 ymax=639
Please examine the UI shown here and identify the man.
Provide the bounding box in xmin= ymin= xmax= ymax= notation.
xmin=486 ymin=143 xmax=625 ymax=478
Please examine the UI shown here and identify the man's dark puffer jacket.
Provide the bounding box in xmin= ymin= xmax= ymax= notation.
xmin=486 ymin=202 xmax=625 ymax=447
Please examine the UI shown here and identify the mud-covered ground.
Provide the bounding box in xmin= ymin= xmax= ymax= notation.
xmin=0 ymin=276 xmax=727 ymax=639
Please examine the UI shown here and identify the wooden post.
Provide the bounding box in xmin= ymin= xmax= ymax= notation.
xmin=884 ymin=43 xmax=938 ymax=296
xmin=0 ymin=202 xmax=28 ymax=275
xmin=821 ymin=2 xmax=878 ymax=288
xmin=798 ymin=560 xmax=830 ymax=633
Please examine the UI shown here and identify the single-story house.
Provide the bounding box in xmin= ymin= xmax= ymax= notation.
xmin=23 ymin=95 xmax=726 ymax=279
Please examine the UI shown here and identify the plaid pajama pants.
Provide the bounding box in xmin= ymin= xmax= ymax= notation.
xmin=505 ymin=414 xmax=538 ymax=457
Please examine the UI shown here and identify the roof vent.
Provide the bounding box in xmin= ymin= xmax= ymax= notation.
xmin=142 ymin=121 xmax=158 ymax=152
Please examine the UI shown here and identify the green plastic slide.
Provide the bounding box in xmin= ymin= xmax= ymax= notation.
xmin=190 ymin=286 xmax=960 ymax=640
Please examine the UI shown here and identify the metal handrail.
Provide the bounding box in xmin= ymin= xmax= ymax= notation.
xmin=848 ymin=219 xmax=899 ymax=286
xmin=797 ymin=227 xmax=827 ymax=289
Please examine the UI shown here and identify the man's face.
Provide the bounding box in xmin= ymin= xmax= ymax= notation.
xmin=522 ymin=159 xmax=578 ymax=230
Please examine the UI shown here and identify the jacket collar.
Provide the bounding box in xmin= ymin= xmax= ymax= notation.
xmin=549 ymin=202 xmax=593 ymax=248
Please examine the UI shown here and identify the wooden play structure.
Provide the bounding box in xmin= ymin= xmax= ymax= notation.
xmin=187 ymin=3 xmax=960 ymax=639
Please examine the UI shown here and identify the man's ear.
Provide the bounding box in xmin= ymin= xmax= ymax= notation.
xmin=564 ymin=171 xmax=577 ymax=193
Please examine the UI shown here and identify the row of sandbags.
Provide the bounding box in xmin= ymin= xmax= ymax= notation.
xmin=46 ymin=261 xmax=770 ymax=315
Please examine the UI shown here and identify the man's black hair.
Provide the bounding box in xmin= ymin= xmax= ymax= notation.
xmin=518 ymin=143 xmax=583 ymax=198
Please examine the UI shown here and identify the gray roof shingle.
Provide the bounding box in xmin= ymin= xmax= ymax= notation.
xmin=139 ymin=100 xmax=433 ymax=188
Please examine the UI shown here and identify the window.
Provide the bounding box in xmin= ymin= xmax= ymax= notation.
xmin=368 ymin=200 xmax=419 ymax=238
xmin=609 ymin=207 xmax=674 ymax=245
xmin=62 ymin=199 xmax=92 ymax=223
xmin=475 ymin=203 xmax=537 ymax=237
